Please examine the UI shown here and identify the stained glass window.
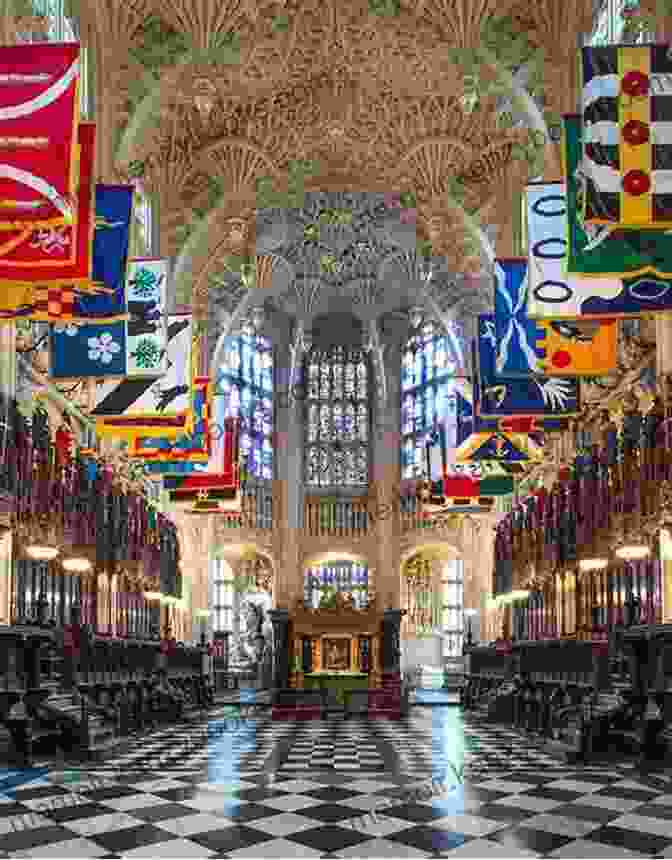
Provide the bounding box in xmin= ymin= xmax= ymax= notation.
xmin=304 ymin=562 xmax=369 ymax=609
xmin=305 ymin=347 xmax=369 ymax=488
xmin=442 ymin=560 xmax=464 ymax=658
xmin=212 ymin=559 xmax=234 ymax=633
xmin=218 ymin=333 xmax=273 ymax=480
xmin=400 ymin=321 xmax=459 ymax=480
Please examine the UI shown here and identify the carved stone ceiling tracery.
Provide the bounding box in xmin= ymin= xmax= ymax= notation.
xmin=207 ymin=191 xmax=492 ymax=353
xmin=100 ymin=0 xmax=532 ymax=333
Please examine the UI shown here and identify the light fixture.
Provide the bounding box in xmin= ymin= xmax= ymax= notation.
xmin=143 ymin=591 xmax=163 ymax=601
xmin=579 ymin=557 xmax=609 ymax=572
xmin=62 ymin=557 xmax=92 ymax=573
xmin=616 ymin=544 xmax=650 ymax=560
xmin=25 ymin=545 xmax=59 ymax=562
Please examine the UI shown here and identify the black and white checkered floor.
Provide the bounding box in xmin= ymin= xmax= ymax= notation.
xmin=2 ymin=706 xmax=672 ymax=857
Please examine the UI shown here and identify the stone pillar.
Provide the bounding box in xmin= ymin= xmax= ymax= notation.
xmin=0 ymin=323 xmax=16 ymax=603
xmin=372 ymin=337 xmax=402 ymax=610
xmin=493 ymin=161 xmax=529 ymax=258
xmin=268 ymin=608 xmax=289 ymax=690
xmin=661 ymin=529 xmax=672 ymax=625
xmin=272 ymin=317 xmax=303 ymax=610
xmin=533 ymin=0 xmax=593 ymax=180
xmin=657 ymin=309 xmax=672 ymax=623
xmin=175 ymin=515 xmax=211 ymax=644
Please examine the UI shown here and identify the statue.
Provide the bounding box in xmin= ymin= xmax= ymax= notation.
xmin=234 ymin=600 xmax=265 ymax=668
xmin=257 ymin=611 xmax=274 ymax=688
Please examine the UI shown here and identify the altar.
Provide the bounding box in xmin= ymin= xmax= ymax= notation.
xmin=303 ymin=672 xmax=369 ymax=705
xmin=288 ymin=592 xmax=384 ymax=690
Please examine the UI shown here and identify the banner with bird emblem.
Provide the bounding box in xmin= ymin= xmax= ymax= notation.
xmin=49 ymin=185 xmax=133 ymax=378
xmin=127 ymin=375 xmax=211 ymax=464
xmin=581 ymin=44 xmax=672 ymax=229
xmin=494 ymin=257 xmax=617 ymax=376
xmin=0 ymin=44 xmax=80 ymax=233
xmin=478 ymin=315 xmax=580 ymax=417
xmin=565 ymin=113 xmax=672 ymax=282
xmin=93 ymin=316 xmax=194 ymax=442
xmin=93 ymin=314 xmax=192 ymax=416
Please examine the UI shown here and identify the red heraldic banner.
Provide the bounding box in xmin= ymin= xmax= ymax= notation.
xmin=0 ymin=122 xmax=96 ymax=286
xmin=0 ymin=122 xmax=94 ymax=298
xmin=0 ymin=44 xmax=80 ymax=231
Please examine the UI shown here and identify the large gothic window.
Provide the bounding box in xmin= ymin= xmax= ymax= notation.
xmin=305 ymin=346 xmax=369 ymax=488
xmin=400 ymin=321 xmax=459 ymax=480
xmin=212 ymin=559 xmax=234 ymax=633
xmin=219 ymin=333 xmax=274 ymax=480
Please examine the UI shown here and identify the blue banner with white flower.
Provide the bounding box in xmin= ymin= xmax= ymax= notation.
xmin=50 ymin=185 xmax=133 ymax=379
xmin=477 ymin=315 xmax=580 ymax=418
xmin=51 ymin=323 xmax=126 ymax=377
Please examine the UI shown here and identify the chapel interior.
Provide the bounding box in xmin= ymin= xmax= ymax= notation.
xmin=3 ymin=1 xmax=672 ymax=858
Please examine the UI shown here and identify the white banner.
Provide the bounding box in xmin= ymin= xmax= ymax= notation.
xmin=125 ymin=257 xmax=169 ymax=378
xmin=525 ymin=183 xmax=621 ymax=319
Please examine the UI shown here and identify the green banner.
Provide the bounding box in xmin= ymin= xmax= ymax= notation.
xmin=565 ymin=114 xmax=672 ymax=279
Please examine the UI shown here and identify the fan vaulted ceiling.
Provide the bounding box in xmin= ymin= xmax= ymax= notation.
xmin=206 ymin=191 xmax=492 ymax=354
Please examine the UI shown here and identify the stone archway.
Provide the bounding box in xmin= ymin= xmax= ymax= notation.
xmin=400 ymin=545 xmax=466 ymax=675
xmin=209 ymin=549 xmax=275 ymax=687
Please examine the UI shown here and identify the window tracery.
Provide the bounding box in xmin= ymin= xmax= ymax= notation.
xmin=442 ymin=560 xmax=464 ymax=658
xmin=304 ymin=562 xmax=369 ymax=609
xmin=219 ymin=333 xmax=273 ymax=480
xmin=401 ymin=321 xmax=458 ymax=481
xmin=305 ymin=346 xmax=369 ymax=488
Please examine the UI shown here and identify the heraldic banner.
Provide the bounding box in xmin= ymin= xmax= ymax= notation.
xmin=0 ymin=44 xmax=80 ymax=233
xmin=477 ymin=315 xmax=580 ymax=418
xmin=50 ymin=185 xmax=133 ymax=379
xmin=581 ymin=44 xmax=672 ymax=229
xmin=565 ymin=114 xmax=672 ymax=282
xmin=525 ymin=181 xmax=636 ymax=318
xmin=494 ymin=257 xmax=616 ymax=376
xmin=0 ymin=123 xmax=95 ymax=319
